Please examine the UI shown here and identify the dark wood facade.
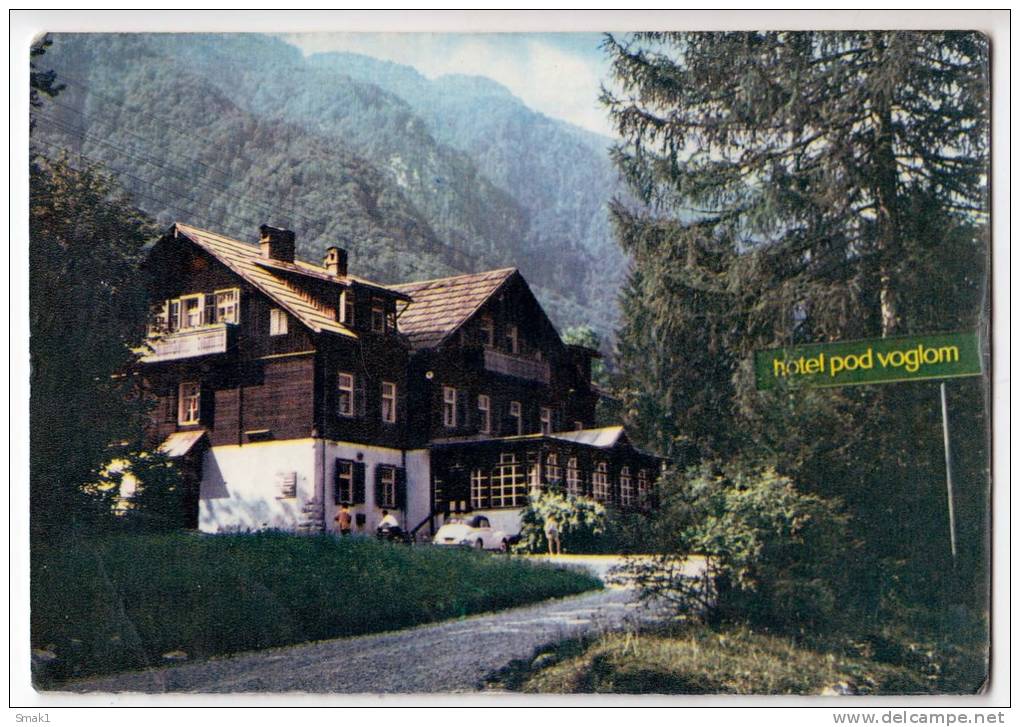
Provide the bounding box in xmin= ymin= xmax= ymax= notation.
xmin=139 ymin=222 xmax=661 ymax=525
xmin=141 ymin=226 xmax=409 ymax=451
xmin=430 ymin=433 xmax=661 ymax=515
xmin=403 ymin=274 xmax=599 ymax=447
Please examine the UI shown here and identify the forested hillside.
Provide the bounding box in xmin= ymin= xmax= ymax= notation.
xmin=32 ymin=33 xmax=623 ymax=337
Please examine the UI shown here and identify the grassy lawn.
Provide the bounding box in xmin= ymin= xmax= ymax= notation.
xmin=489 ymin=623 xmax=987 ymax=695
xmin=31 ymin=531 xmax=601 ymax=687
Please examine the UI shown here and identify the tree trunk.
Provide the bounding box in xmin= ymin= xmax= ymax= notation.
xmin=872 ymin=35 xmax=901 ymax=338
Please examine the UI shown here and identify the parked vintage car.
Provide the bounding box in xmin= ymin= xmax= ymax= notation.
xmin=433 ymin=515 xmax=511 ymax=551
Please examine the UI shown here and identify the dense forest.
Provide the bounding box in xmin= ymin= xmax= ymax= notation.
xmin=32 ymin=33 xmax=624 ymax=339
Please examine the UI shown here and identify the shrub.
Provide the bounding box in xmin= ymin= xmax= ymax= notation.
xmin=625 ymin=463 xmax=855 ymax=631
xmin=515 ymin=490 xmax=608 ymax=554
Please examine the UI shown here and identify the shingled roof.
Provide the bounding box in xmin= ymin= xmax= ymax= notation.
xmin=173 ymin=223 xmax=356 ymax=337
xmin=390 ymin=268 xmax=518 ymax=350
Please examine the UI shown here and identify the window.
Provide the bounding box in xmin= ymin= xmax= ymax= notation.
xmin=528 ymin=461 xmax=542 ymax=494
xmin=593 ymin=461 xmax=610 ymax=502
xmin=371 ymin=299 xmax=385 ymax=333
xmin=381 ymin=381 xmax=397 ymax=423
xmin=339 ymin=290 xmax=355 ymax=326
xmin=477 ymin=394 xmax=491 ymax=434
xmin=620 ymin=466 xmax=634 ymax=507
xmin=545 ymin=452 xmax=562 ymax=486
xmin=335 ymin=459 xmax=354 ymax=504
xmin=378 ymin=466 xmax=397 ymax=508
xmin=509 ymin=401 xmax=522 ymax=435
xmin=566 ymin=457 xmax=581 ymax=496
xmin=182 ymin=294 xmax=204 ymax=329
xmin=490 ymin=453 xmax=526 ymax=508
xmin=479 ymin=315 xmax=494 ymax=347
xmin=386 ymin=308 xmax=397 ymax=333
xmin=540 ymin=407 xmax=552 ymax=435
xmin=637 ymin=469 xmax=649 ymax=505
xmin=505 ymin=324 xmax=519 ymax=354
xmin=338 ymin=372 xmax=355 ymax=417
xmin=178 ymin=382 xmax=201 ymax=425
xmin=443 ymin=386 xmax=458 ymax=428
xmin=214 ymin=288 xmax=240 ymax=324
xmin=470 ymin=468 xmax=489 ymax=509
xmin=270 ymin=308 xmax=288 ymax=335
xmin=168 ymin=299 xmax=181 ymax=332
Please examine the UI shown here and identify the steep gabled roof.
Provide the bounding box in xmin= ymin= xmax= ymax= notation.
xmin=173 ymin=223 xmax=356 ymax=337
xmin=390 ymin=267 xmax=518 ymax=350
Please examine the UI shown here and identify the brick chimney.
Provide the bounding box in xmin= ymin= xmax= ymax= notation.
xmin=324 ymin=246 xmax=349 ymax=277
xmin=259 ymin=225 xmax=295 ymax=262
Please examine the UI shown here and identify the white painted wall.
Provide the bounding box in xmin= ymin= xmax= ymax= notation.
xmin=404 ymin=449 xmax=432 ymax=539
xmin=198 ymin=439 xmax=523 ymax=538
xmin=199 ymin=439 xmax=317 ymax=533
xmin=322 ymin=441 xmax=406 ymax=535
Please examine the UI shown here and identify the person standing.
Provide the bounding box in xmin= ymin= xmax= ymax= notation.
xmin=544 ymin=515 xmax=561 ymax=556
xmin=334 ymin=504 xmax=352 ymax=536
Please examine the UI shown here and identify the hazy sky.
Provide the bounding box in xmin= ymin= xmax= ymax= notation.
xmin=282 ymin=32 xmax=615 ymax=137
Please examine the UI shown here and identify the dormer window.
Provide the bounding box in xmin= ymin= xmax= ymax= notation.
xmin=505 ymin=324 xmax=519 ymax=355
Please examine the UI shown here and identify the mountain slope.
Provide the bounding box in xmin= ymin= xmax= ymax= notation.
xmin=33 ymin=33 xmax=622 ymax=336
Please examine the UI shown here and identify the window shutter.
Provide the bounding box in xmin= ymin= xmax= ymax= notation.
xmin=353 ymin=461 xmax=366 ymax=504
xmin=200 ymin=383 xmax=215 ymax=426
xmin=333 ymin=459 xmax=343 ymax=505
xmin=374 ymin=465 xmax=385 ymax=507
xmin=355 ymin=375 xmax=367 ymax=418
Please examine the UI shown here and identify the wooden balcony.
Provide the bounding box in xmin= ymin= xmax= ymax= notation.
xmin=483 ymin=348 xmax=551 ymax=384
xmin=140 ymin=324 xmax=231 ymax=363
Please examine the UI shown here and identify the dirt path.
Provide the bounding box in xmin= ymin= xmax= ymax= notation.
xmin=59 ymin=556 xmax=702 ymax=694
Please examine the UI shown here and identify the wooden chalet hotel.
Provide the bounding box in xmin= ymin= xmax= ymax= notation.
xmin=139 ymin=222 xmax=663 ymax=538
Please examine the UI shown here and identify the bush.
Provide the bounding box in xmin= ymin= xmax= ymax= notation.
xmin=515 ymin=490 xmax=608 ymax=554
xmin=625 ymin=463 xmax=855 ymax=631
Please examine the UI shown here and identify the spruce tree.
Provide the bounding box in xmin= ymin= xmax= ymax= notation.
xmin=604 ymin=32 xmax=990 ymax=609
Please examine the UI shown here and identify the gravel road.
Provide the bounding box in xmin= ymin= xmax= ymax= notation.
xmin=59 ymin=556 xmax=702 ymax=694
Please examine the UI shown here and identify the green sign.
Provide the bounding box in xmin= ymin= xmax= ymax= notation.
xmin=755 ymin=331 xmax=982 ymax=390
